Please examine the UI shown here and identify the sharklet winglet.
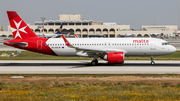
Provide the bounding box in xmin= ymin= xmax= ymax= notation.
xmin=61 ymin=35 xmax=75 ymax=48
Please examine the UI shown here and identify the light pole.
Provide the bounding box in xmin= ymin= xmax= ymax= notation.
xmin=41 ymin=17 xmax=45 ymax=34
xmin=179 ymin=0 xmax=180 ymax=29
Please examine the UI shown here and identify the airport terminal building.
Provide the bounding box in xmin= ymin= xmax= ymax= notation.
xmin=0 ymin=14 xmax=178 ymax=38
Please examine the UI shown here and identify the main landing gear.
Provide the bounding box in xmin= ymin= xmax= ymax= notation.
xmin=151 ymin=56 xmax=155 ymax=65
xmin=91 ymin=55 xmax=99 ymax=66
xmin=91 ymin=59 xmax=98 ymax=66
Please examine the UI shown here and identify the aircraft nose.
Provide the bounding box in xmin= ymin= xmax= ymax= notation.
xmin=169 ymin=45 xmax=176 ymax=53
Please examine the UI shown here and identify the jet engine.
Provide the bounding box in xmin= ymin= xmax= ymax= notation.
xmin=103 ymin=52 xmax=124 ymax=64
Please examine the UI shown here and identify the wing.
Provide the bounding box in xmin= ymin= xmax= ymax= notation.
xmin=61 ymin=35 xmax=127 ymax=57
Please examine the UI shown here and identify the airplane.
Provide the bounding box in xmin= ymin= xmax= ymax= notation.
xmin=53 ymin=24 xmax=79 ymax=38
xmin=36 ymin=33 xmax=57 ymax=38
xmin=36 ymin=24 xmax=78 ymax=38
xmin=36 ymin=24 xmax=63 ymax=38
xmin=88 ymin=35 xmax=106 ymax=38
xmin=55 ymin=24 xmax=63 ymax=34
xmin=5 ymin=11 xmax=176 ymax=66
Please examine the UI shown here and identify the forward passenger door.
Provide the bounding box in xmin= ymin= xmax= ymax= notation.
xmin=150 ymin=40 xmax=156 ymax=50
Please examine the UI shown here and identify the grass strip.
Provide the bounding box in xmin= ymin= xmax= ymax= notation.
xmin=0 ymin=74 xmax=180 ymax=100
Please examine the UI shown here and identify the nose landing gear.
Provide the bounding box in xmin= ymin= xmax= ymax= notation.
xmin=151 ymin=56 xmax=155 ymax=65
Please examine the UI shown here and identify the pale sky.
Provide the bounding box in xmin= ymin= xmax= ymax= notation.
xmin=0 ymin=0 xmax=179 ymax=30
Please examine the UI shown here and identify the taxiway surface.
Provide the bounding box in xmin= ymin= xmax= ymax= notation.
xmin=0 ymin=60 xmax=180 ymax=74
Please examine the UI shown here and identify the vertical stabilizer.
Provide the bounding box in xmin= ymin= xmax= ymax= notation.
xmin=7 ymin=11 xmax=38 ymax=39
xmin=55 ymin=24 xmax=63 ymax=34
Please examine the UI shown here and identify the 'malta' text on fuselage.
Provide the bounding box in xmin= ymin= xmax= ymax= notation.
xmin=133 ymin=39 xmax=149 ymax=43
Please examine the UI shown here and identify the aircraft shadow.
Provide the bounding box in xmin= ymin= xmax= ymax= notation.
xmin=0 ymin=62 xmax=179 ymax=67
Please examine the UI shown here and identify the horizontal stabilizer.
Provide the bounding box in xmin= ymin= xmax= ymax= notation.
xmin=5 ymin=42 xmax=28 ymax=47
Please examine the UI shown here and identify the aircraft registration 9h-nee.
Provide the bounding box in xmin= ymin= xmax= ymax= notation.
xmin=4 ymin=11 xmax=176 ymax=65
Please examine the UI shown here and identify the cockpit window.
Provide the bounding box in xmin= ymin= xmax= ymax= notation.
xmin=162 ymin=42 xmax=169 ymax=45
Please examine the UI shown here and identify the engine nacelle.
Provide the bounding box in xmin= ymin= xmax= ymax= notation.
xmin=103 ymin=52 xmax=124 ymax=64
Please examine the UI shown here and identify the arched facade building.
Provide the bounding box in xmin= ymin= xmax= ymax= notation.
xmin=4 ymin=14 xmax=177 ymax=38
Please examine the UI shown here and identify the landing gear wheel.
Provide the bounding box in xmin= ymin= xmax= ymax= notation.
xmin=91 ymin=61 xmax=96 ymax=66
xmin=151 ymin=61 xmax=155 ymax=65
xmin=91 ymin=59 xmax=98 ymax=66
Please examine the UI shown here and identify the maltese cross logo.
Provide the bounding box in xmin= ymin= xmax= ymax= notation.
xmin=11 ymin=20 xmax=27 ymax=39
